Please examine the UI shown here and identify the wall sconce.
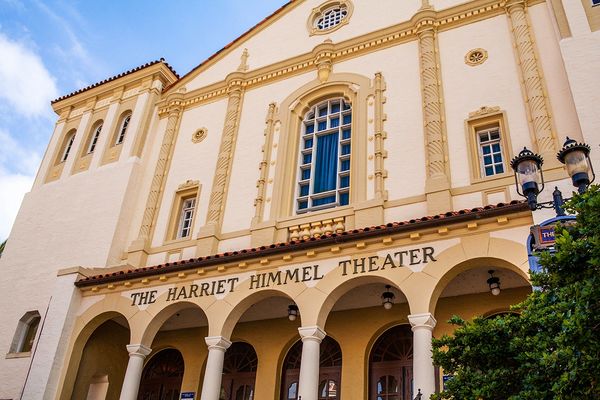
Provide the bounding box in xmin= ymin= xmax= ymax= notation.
xmin=487 ymin=270 xmax=501 ymax=296
xmin=381 ymin=285 xmax=395 ymax=310
xmin=288 ymin=304 xmax=299 ymax=321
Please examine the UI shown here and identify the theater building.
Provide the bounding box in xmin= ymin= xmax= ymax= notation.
xmin=1 ymin=1 xmax=598 ymax=399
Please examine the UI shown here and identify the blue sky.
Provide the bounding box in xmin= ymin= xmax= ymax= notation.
xmin=0 ymin=0 xmax=285 ymax=241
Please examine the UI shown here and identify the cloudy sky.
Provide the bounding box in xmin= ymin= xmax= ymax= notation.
xmin=0 ymin=0 xmax=285 ymax=241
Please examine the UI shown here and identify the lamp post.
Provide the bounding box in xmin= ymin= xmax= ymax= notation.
xmin=510 ymin=138 xmax=595 ymax=215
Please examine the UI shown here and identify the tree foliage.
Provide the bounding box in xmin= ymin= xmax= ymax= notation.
xmin=432 ymin=185 xmax=600 ymax=399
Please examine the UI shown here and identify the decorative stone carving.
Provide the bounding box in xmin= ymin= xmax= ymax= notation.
xmin=177 ymin=180 xmax=199 ymax=191
xmin=416 ymin=10 xmax=450 ymax=192
xmin=237 ymin=48 xmax=249 ymax=72
xmin=288 ymin=217 xmax=345 ymax=241
xmin=504 ymin=0 xmax=558 ymax=163
xmin=205 ymin=77 xmax=244 ymax=227
xmin=137 ymin=92 xmax=185 ymax=241
xmin=253 ymin=103 xmax=277 ymax=223
xmin=465 ymin=48 xmax=488 ymax=66
xmin=373 ymin=72 xmax=388 ymax=200
xmin=468 ymin=106 xmax=501 ymax=118
xmin=192 ymin=128 xmax=207 ymax=143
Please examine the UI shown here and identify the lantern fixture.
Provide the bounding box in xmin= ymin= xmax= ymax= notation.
xmin=487 ymin=270 xmax=501 ymax=296
xmin=510 ymin=147 xmax=545 ymax=211
xmin=288 ymin=304 xmax=299 ymax=321
xmin=381 ymin=285 xmax=395 ymax=310
xmin=557 ymin=137 xmax=595 ymax=194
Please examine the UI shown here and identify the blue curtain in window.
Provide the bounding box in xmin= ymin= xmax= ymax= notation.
xmin=313 ymin=132 xmax=338 ymax=194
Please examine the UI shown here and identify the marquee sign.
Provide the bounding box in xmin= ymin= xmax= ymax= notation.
xmin=128 ymin=246 xmax=437 ymax=307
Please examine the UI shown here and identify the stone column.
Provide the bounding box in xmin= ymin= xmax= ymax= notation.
xmin=409 ymin=313 xmax=437 ymax=399
xmin=505 ymin=0 xmax=558 ymax=165
xmin=119 ymin=344 xmax=152 ymax=400
xmin=415 ymin=8 xmax=452 ymax=214
xmin=199 ymin=336 xmax=232 ymax=400
xmin=297 ymin=326 xmax=326 ymax=400
xmin=128 ymin=90 xmax=184 ymax=267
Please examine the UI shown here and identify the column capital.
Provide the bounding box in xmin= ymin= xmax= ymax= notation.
xmin=408 ymin=313 xmax=437 ymax=331
xmin=298 ymin=326 xmax=326 ymax=343
xmin=126 ymin=344 xmax=152 ymax=358
xmin=205 ymin=336 xmax=232 ymax=351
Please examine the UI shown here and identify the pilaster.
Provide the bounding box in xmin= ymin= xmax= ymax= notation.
xmin=505 ymin=0 xmax=559 ymax=166
xmin=128 ymin=90 xmax=185 ymax=267
xmin=197 ymin=74 xmax=245 ymax=256
xmin=414 ymin=7 xmax=452 ymax=215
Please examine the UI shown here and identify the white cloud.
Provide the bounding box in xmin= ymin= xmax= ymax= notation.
xmin=0 ymin=170 xmax=33 ymax=241
xmin=0 ymin=33 xmax=58 ymax=117
xmin=0 ymin=129 xmax=41 ymax=241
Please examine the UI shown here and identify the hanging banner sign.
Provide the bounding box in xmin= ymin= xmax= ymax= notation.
xmin=180 ymin=392 xmax=195 ymax=399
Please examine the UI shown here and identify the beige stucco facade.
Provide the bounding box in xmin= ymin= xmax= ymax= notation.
xmin=0 ymin=1 xmax=598 ymax=400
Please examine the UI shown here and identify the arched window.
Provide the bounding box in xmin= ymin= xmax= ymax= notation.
xmin=296 ymin=99 xmax=351 ymax=213
xmin=115 ymin=113 xmax=131 ymax=145
xmin=60 ymin=130 xmax=77 ymax=162
xmin=369 ymin=325 xmax=413 ymax=400
xmin=220 ymin=342 xmax=258 ymax=400
xmin=87 ymin=123 xmax=103 ymax=154
xmin=281 ymin=336 xmax=342 ymax=400
xmin=9 ymin=311 xmax=41 ymax=354
xmin=138 ymin=348 xmax=184 ymax=400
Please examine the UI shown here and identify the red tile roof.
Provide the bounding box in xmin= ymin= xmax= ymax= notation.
xmin=51 ymin=58 xmax=179 ymax=105
xmin=75 ymin=200 xmax=529 ymax=287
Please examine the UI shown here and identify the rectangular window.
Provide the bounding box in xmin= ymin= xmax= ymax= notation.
xmin=465 ymin=110 xmax=513 ymax=183
xmin=593 ymin=0 xmax=600 ymax=6
xmin=177 ymin=198 xmax=196 ymax=239
xmin=166 ymin=183 xmax=200 ymax=242
xmin=477 ymin=126 xmax=505 ymax=177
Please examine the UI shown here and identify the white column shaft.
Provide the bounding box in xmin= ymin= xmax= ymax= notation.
xmin=200 ymin=336 xmax=231 ymax=400
xmin=119 ymin=344 xmax=151 ymax=400
xmin=297 ymin=326 xmax=326 ymax=400
xmin=409 ymin=313 xmax=437 ymax=399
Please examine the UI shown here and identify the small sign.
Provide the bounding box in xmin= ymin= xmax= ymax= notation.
xmin=443 ymin=375 xmax=453 ymax=389
xmin=530 ymin=224 xmax=556 ymax=250
xmin=181 ymin=392 xmax=195 ymax=399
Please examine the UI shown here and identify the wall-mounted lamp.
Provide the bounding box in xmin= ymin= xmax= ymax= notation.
xmin=487 ymin=270 xmax=501 ymax=296
xmin=381 ymin=285 xmax=395 ymax=310
xmin=288 ymin=304 xmax=299 ymax=321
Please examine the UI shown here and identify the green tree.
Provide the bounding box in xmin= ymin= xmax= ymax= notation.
xmin=432 ymin=185 xmax=600 ymax=399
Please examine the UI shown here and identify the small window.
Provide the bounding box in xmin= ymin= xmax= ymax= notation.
xmin=177 ymin=198 xmax=196 ymax=239
xmin=593 ymin=0 xmax=600 ymax=6
xmin=477 ymin=125 xmax=505 ymax=177
xmin=307 ymin=1 xmax=353 ymax=35
xmin=88 ymin=124 xmax=103 ymax=154
xmin=465 ymin=109 xmax=513 ymax=183
xmin=61 ymin=131 xmax=76 ymax=162
xmin=316 ymin=6 xmax=348 ymax=30
xmin=115 ymin=114 xmax=131 ymax=145
xmin=9 ymin=311 xmax=41 ymax=354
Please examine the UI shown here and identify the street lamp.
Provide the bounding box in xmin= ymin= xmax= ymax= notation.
xmin=556 ymin=137 xmax=595 ymax=194
xmin=510 ymin=138 xmax=595 ymax=215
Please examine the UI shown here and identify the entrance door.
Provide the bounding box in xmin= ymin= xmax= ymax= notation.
xmin=220 ymin=342 xmax=258 ymax=400
xmin=137 ymin=349 xmax=184 ymax=400
xmin=369 ymin=325 xmax=413 ymax=400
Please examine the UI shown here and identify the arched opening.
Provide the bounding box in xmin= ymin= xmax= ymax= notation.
xmin=280 ymin=336 xmax=342 ymax=400
xmin=220 ymin=342 xmax=258 ymax=400
xmin=368 ymin=325 xmax=413 ymax=400
xmin=138 ymin=348 xmax=185 ymax=400
xmin=142 ymin=302 xmax=209 ymax=397
xmin=71 ymin=315 xmax=130 ymax=400
xmin=434 ymin=266 xmax=531 ymax=337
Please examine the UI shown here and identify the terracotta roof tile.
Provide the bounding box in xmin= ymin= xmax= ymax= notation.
xmin=75 ymin=200 xmax=528 ymax=287
xmin=51 ymin=58 xmax=179 ymax=105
